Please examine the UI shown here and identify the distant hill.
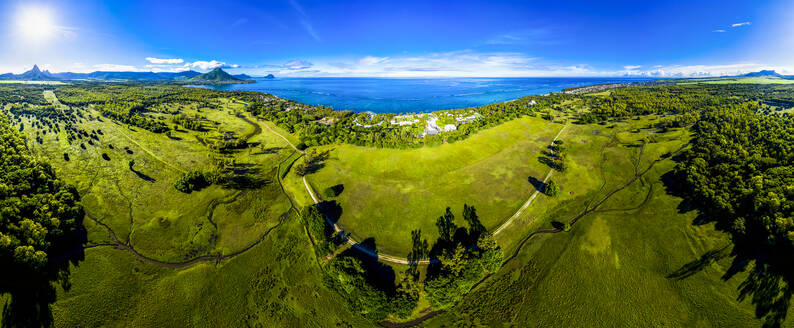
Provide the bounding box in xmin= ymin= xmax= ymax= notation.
xmin=742 ymin=70 xmax=783 ymax=77
xmin=51 ymin=70 xmax=201 ymax=80
xmin=188 ymin=68 xmax=253 ymax=84
xmin=233 ymin=73 xmax=252 ymax=80
xmin=263 ymin=74 xmax=275 ymax=79
xmin=0 ymin=65 xmax=60 ymax=81
xmin=0 ymin=65 xmax=203 ymax=81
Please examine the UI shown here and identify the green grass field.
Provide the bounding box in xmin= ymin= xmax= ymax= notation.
xmin=17 ymin=93 xmax=294 ymax=262
xmin=0 ymin=91 xmax=378 ymax=327
xmin=4 ymin=85 xmax=793 ymax=327
xmin=304 ymin=116 xmax=563 ymax=255
xmin=424 ymin=118 xmax=776 ymax=327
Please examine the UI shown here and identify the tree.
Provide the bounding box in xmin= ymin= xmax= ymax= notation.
xmin=0 ymin=113 xmax=85 ymax=325
xmin=391 ymin=273 xmax=420 ymax=319
xmin=544 ymin=180 xmax=560 ymax=197
xmin=293 ymin=163 xmax=307 ymax=176
xmin=476 ymin=234 xmax=503 ymax=273
xmin=323 ymin=256 xmax=390 ymax=321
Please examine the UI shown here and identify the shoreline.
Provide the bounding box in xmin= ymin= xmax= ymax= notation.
xmin=184 ymin=76 xmax=653 ymax=114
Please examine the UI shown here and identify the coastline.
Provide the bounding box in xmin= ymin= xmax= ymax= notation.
xmin=186 ymin=76 xmax=652 ymax=113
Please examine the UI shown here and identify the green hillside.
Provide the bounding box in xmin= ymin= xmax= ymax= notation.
xmin=1 ymin=82 xmax=793 ymax=327
xmin=189 ymin=68 xmax=246 ymax=83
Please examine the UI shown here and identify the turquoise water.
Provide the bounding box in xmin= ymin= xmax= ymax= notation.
xmin=190 ymin=77 xmax=651 ymax=113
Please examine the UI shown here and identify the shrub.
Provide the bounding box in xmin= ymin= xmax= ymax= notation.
xmin=173 ymin=170 xmax=216 ymax=193
xmin=543 ymin=180 xmax=559 ymax=197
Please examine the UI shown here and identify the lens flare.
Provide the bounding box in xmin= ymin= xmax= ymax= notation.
xmin=15 ymin=6 xmax=56 ymax=42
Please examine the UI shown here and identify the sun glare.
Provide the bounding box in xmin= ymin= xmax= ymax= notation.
xmin=15 ymin=6 xmax=56 ymax=42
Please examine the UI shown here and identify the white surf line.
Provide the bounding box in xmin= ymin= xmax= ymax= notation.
xmin=493 ymin=124 xmax=567 ymax=236
xmin=302 ymin=176 xmax=428 ymax=265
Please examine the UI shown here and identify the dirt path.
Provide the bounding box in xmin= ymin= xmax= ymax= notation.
xmin=492 ymin=124 xmax=567 ymax=236
xmin=76 ymin=122 xmax=299 ymax=269
xmin=302 ymin=176 xmax=430 ymax=265
xmin=82 ymin=157 xmax=295 ymax=268
xmin=300 ymin=124 xmax=568 ymax=265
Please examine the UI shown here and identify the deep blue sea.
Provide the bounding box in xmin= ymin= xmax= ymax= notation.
xmin=190 ymin=77 xmax=652 ymax=113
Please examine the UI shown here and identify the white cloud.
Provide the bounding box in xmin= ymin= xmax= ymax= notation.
xmin=732 ymin=22 xmax=751 ymax=27
xmin=146 ymin=57 xmax=184 ymax=64
xmin=93 ymin=64 xmax=143 ymax=72
xmin=299 ymin=20 xmax=320 ymax=41
xmin=485 ymin=29 xmax=553 ymax=45
xmin=261 ymin=50 xmax=794 ymax=78
xmin=230 ymin=18 xmax=248 ymax=28
xmin=284 ymin=59 xmax=313 ymax=70
xmin=289 ymin=0 xmax=320 ymax=41
xmin=145 ymin=65 xmax=191 ymax=73
xmin=620 ymin=63 xmax=794 ymax=77
xmin=713 ymin=29 xmax=726 ymax=33
xmin=358 ymin=56 xmax=389 ymax=66
xmin=185 ymin=60 xmax=239 ymax=71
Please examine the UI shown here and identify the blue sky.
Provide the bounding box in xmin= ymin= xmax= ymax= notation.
xmin=1 ymin=0 xmax=792 ymax=77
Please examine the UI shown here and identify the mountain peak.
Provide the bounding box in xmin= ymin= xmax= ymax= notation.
xmin=30 ymin=65 xmax=41 ymax=73
xmin=742 ymin=70 xmax=782 ymax=77
xmin=189 ymin=67 xmax=244 ymax=82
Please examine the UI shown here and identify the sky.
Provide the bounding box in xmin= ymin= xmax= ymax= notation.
xmin=1 ymin=0 xmax=792 ymax=77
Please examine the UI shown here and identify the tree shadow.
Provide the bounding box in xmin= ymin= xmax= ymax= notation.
xmin=426 ymin=204 xmax=487 ymax=275
xmin=662 ymin=158 xmax=794 ymax=327
xmin=538 ymin=156 xmax=561 ymax=171
xmin=528 ymin=176 xmax=545 ymax=192
xmin=256 ymin=147 xmax=282 ymax=155
xmin=131 ymin=168 xmax=156 ymax=183
xmin=1 ymin=225 xmax=86 ymax=327
xmin=318 ymin=200 xmax=343 ymax=225
xmin=667 ymin=246 xmax=730 ymax=280
xmin=550 ymin=221 xmax=566 ymax=230
xmin=325 ymin=184 xmax=345 ymax=197
xmin=340 ymin=238 xmax=397 ymax=295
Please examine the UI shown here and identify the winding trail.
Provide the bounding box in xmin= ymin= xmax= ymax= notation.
xmin=298 ymin=124 xmax=568 ymax=265
xmin=492 ymin=124 xmax=567 ymax=236
xmin=76 ymin=109 xmax=298 ymax=269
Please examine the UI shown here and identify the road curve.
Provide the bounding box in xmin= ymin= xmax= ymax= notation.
xmin=299 ymin=123 xmax=567 ymax=265
xmin=492 ymin=124 xmax=567 ymax=235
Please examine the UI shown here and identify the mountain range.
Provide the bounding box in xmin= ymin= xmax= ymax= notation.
xmin=0 ymin=65 xmax=263 ymax=83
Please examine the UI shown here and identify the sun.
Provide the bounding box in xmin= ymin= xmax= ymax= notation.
xmin=15 ymin=6 xmax=56 ymax=42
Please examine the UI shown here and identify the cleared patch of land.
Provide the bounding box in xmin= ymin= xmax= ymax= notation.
xmin=425 ymin=117 xmax=764 ymax=327
xmin=304 ymin=116 xmax=562 ymax=255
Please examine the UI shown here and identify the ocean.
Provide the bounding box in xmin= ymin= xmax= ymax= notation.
xmin=189 ymin=77 xmax=652 ymax=113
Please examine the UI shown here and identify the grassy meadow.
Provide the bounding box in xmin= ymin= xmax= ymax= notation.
xmin=3 ymin=83 xmax=792 ymax=327
xmin=424 ymin=118 xmax=775 ymax=327
xmin=303 ymin=116 xmax=563 ymax=255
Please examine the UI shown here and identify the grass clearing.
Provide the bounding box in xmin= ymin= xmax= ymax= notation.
xmin=305 ymin=115 xmax=562 ymax=255
xmin=425 ymin=119 xmax=768 ymax=327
